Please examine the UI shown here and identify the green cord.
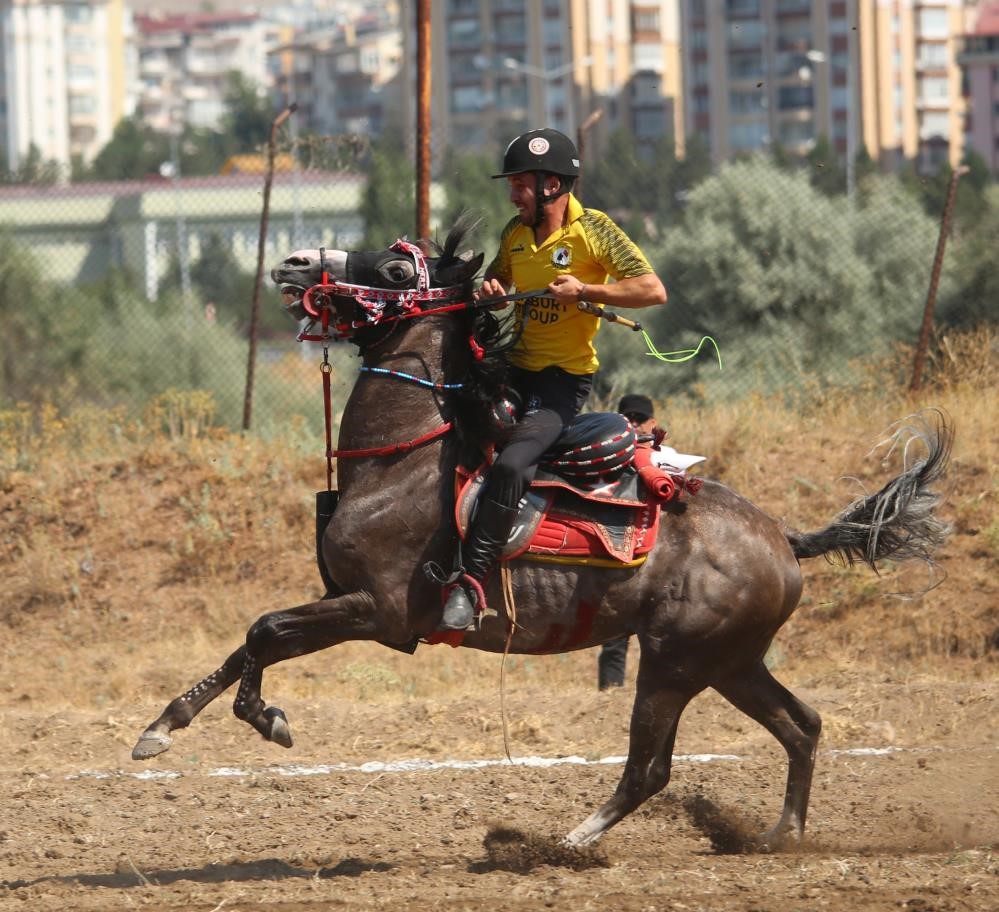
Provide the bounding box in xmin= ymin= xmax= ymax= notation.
xmin=641 ymin=331 xmax=723 ymax=369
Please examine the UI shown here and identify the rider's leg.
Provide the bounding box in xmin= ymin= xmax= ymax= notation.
xmin=438 ymin=408 xmax=564 ymax=630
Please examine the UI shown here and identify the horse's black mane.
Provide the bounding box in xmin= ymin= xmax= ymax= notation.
xmin=425 ymin=214 xmax=513 ymax=465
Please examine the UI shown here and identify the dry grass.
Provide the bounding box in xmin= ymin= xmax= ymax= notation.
xmin=0 ymin=331 xmax=996 ymax=717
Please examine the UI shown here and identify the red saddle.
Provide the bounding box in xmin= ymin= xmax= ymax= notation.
xmin=455 ymin=444 xmax=695 ymax=567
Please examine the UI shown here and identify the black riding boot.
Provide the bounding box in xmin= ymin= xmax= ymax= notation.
xmin=438 ymin=496 xmax=521 ymax=631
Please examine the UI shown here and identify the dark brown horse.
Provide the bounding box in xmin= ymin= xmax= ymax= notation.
xmin=132 ymin=221 xmax=950 ymax=850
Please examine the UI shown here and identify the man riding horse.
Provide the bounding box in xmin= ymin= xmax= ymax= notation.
xmin=437 ymin=128 xmax=668 ymax=631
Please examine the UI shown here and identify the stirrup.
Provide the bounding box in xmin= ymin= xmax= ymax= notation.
xmin=438 ymin=574 xmax=487 ymax=632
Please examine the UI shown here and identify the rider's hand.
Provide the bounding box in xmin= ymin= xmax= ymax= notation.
xmin=548 ymin=273 xmax=587 ymax=302
xmin=475 ymin=277 xmax=510 ymax=309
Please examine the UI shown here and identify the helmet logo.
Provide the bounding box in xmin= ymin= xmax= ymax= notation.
xmin=552 ymin=246 xmax=572 ymax=268
xmin=528 ymin=137 xmax=550 ymax=155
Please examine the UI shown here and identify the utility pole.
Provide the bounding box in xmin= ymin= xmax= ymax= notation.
xmin=416 ymin=0 xmax=431 ymax=241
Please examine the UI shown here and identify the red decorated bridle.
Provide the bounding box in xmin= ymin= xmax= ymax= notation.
xmin=300 ymin=239 xmax=467 ymax=488
xmin=297 ymin=238 xmax=467 ymax=345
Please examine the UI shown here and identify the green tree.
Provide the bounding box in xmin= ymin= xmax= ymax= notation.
xmin=806 ymin=135 xmax=846 ymax=197
xmin=221 ymin=71 xmax=273 ymax=154
xmin=939 ymin=183 xmax=999 ymax=328
xmin=581 ymin=128 xmax=650 ymax=223
xmin=89 ymin=117 xmax=170 ymax=181
xmin=598 ymin=157 xmax=943 ymax=399
xmin=3 ymin=143 xmax=62 ymax=185
xmin=359 ymin=128 xmax=415 ymax=247
xmin=439 ymin=148 xmax=511 ymax=264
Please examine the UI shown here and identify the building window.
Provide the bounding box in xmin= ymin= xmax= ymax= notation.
xmin=727 ymin=0 xmax=760 ymax=16
xmin=69 ymin=95 xmax=97 ymax=115
xmin=633 ymin=72 xmax=661 ymax=102
xmin=778 ymin=85 xmax=813 ymax=110
xmin=728 ymin=51 xmax=764 ymax=79
xmin=917 ymin=9 xmax=949 ymax=39
xmin=918 ymin=75 xmax=949 ymax=104
xmin=64 ymin=4 xmax=92 ymax=23
xmin=778 ymin=119 xmax=815 ymax=145
xmin=917 ymin=43 xmax=948 ymax=68
xmin=448 ymin=18 xmax=481 ymax=47
xmin=496 ymin=13 xmax=526 ymax=43
xmin=67 ymin=35 xmax=94 ymax=54
xmin=451 ymin=85 xmax=488 ymax=113
xmin=68 ymin=64 xmax=96 ymax=81
xmin=730 ymin=88 xmax=766 ymax=114
xmin=920 ymin=111 xmax=950 ymax=140
xmin=633 ymin=9 xmax=660 ymax=32
xmin=633 ymin=43 xmax=663 ymax=71
xmin=729 ymin=119 xmax=768 ymax=149
xmin=496 ymin=80 xmax=527 ymax=111
xmin=634 ymin=108 xmax=666 ymax=138
xmin=728 ymin=20 xmax=765 ymax=51
xmin=542 ymin=17 xmax=562 ymax=46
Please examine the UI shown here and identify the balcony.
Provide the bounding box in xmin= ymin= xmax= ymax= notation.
xmin=957 ymin=36 xmax=999 ymax=67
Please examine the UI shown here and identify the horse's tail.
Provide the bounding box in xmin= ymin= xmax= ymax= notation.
xmin=786 ymin=411 xmax=952 ymax=571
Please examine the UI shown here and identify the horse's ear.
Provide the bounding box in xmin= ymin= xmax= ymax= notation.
xmin=434 ymin=251 xmax=485 ymax=286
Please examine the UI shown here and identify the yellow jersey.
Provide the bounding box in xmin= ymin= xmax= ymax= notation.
xmin=486 ymin=193 xmax=654 ymax=375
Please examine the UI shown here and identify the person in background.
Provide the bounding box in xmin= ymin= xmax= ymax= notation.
xmin=597 ymin=393 xmax=657 ymax=689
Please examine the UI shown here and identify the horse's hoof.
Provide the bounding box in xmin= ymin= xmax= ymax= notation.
xmin=265 ymin=707 xmax=293 ymax=748
xmin=132 ymin=730 xmax=172 ymax=761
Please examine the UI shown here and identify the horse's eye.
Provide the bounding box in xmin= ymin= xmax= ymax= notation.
xmin=380 ymin=260 xmax=414 ymax=284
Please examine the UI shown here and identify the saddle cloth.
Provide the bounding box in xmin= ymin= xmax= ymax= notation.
xmin=454 ymin=410 xmax=702 ymax=567
xmin=455 ymin=465 xmax=662 ymax=567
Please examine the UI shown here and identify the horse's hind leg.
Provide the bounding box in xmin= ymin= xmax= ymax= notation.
xmin=132 ymin=645 xmax=247 ymax=760
xmin=230 ymin=590 xmax=380 ymax=747
xmin=713 ymin=659 xmax=821 ymax=849
xmin=565 ymin=662 xmax=702 ymax=847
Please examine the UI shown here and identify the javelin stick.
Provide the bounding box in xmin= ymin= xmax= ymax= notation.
xmin=577 ymin=299 xmax=643 ymax=332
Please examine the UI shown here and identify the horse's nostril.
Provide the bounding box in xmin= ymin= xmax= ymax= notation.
xmin=286 ymin=256 xmax=310 ymax=267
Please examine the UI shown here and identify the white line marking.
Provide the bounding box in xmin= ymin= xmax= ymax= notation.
xmin=54 ymin=744 xmax=989 ymax=783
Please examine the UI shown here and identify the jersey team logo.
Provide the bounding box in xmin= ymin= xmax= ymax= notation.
xmin=551 ymin=246 xmax=572 ymax=268
xmin=528 ymin=137 xmax=550 ymax=155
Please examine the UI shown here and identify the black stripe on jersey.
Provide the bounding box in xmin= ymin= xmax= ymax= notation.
xmin=580 ymin=209 xmax=651 ymax=279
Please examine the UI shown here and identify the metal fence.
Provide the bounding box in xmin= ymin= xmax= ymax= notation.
xmin=0 ymin=154 xmax=992 ymax=437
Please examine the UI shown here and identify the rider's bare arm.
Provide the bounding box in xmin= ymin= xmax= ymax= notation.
xmin=547 ymin=272 xmax=667 ymax=310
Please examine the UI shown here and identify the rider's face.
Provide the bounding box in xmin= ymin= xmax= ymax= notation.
xmin=506 ymin=173 xmax=559 ymax=225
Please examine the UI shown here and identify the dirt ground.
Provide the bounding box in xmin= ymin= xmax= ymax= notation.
xmin=1 ymin=388 xmax=996 ymax=910
xmin=0 ymin=672 xmax=996 ymax=912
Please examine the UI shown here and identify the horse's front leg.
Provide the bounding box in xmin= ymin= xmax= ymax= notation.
xmin=231 ymin=590 xmax=381 ymax=748
xmin=132 ymin=645 xmax=248 ymax=759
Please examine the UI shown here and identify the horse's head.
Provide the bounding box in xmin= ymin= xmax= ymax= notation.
xmin=270 ymin=219 xmax=485 ymax=333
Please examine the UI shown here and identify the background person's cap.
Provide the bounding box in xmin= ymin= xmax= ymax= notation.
xmin=617 ymin=394 xmax=655 ymax=421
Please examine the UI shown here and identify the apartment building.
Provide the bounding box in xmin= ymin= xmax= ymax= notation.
xmin=399 ymin=0 xmax=683 ymax=163
xmin=135 ymin=11 xmax=282 ymax=133
xmin=270 ymin=4 xmax=402 ymax=136
xmin=0 ymin=0 xmax=134 ymax=171
xmin=682 ymin=0 xmax=971 ymax=175
xmin=959 ymin=1 xmax=999 ymax=171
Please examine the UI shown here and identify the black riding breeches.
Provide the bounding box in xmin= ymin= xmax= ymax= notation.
xmin=484 ymin=366 xmax=594 ymax=510
xmin=485 ymin=408 xmax=564 ymax=509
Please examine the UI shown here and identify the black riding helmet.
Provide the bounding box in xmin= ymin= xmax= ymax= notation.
xmin=492 ymin=128 xmax=580 ymax=226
